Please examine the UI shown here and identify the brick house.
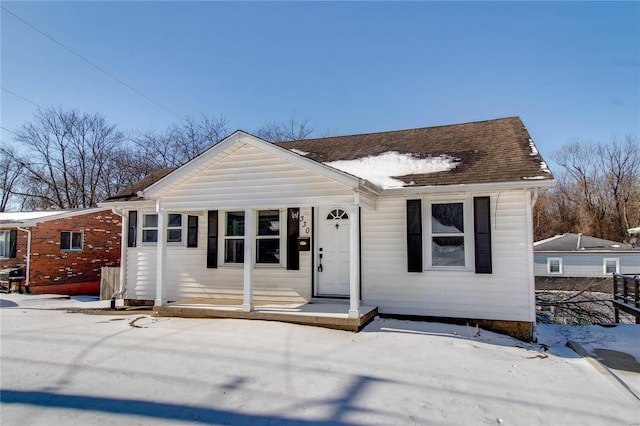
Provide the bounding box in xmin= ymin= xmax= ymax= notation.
xmin=0 ymin=208 xmax=121 ymax=295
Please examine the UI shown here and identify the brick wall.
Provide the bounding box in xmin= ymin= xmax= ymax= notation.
xmin=0 ymin=210 xmax=121 ymax=294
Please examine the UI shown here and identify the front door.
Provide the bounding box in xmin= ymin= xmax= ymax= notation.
xmin=317 ymin=207 xmax=350 ymax=296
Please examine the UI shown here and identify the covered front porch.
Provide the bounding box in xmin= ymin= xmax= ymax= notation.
xmin=153 ymin=298 xmax=379 ymax=332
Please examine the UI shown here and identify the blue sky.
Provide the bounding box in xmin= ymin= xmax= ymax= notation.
xmin=1 ymin=1 xmax=638 ymax=173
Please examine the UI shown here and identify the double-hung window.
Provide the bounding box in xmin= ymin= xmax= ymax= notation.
xmin=61 ymin=231 xmax=83 ymax=251
xmin=547 ymin=257 xmax=563 ymax=274
xmin=167 ymin=214 xmax=183 ymax=243
xmin=223 ymin=210 xmax=282 ymax=265
xmin=224 ymin=211 xmax=245 ymax=263
xmin=256 ymin=210 xmax=280 ymax=264
xmin=0 ymin=231 xmax=11 ymax=258
xmin=603 ymin=258 xmax=619 ymax=275
xmin=142 ymin=214 xmax=158 ymax=243
xmin=429 ymin=202 xmax=467 ymax=268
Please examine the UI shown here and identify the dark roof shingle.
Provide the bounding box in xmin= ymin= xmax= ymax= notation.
xmin=276 ymin=116 xmax=553 ymax=186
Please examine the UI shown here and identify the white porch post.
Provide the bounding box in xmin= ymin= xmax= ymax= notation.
xmin=242 ymin=208 xmax=255 ymax=312
xmin=155 ymin=206 xmax=167 ymax=307
xmin=348 ymin=204 xmax=361 ymax=319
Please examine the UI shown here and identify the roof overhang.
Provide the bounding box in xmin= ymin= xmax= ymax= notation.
xmin=0 ymin=207 xmax=109 ymax=228
xmin=379 ymin=178 xmax=556 ymax=196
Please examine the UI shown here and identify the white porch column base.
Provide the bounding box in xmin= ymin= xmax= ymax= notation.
xmin=155 ymin=208 xmax=167 ymax=307
xmin=243 ymin=208 xmax=255 ymax=312
xmin=348 ymin=204 xmax=360 ymax=318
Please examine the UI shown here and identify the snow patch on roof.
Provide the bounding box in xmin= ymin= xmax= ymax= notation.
xmin=324 ymin=151 xmax=459 ymax=188
xmin=540 ymin=161 xmax=552 ymax=174
xmin=0 ymin=211 xmax=68 ymax=222
xmin=289 ymin=148 xmax=309 ymax=157
xmin=528 ymin=138 xmax=538 ymax=156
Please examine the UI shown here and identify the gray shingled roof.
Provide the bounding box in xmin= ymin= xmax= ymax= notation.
xmin=534 ymin=233 xmax=634 ymax=252
xmin=276 ymin=116 xmax=553 ymax=186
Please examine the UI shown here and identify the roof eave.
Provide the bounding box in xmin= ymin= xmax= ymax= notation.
xmin=379 ymin=179 xmax=556 ymax=196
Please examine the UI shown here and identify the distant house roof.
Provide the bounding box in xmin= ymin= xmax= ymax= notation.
xmin=0 ymin=207 xmax=109 ymax=227
xmin=276 ymin=116 xmax=553 ymax=186
xmin=534 ymin=233 xmax=634 ymax=252
xmin=105 ymin=168 xmax=176 ymax=201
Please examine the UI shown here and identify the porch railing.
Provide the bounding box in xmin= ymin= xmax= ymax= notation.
xmin=612 ymin=273 xmax=640 ymax=324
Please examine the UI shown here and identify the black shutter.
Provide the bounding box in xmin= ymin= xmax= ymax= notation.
xmin=406 ymin=199 xmax=423 ymax=272
xmin=127 ymin=210 xmax=137 ymax=248
xmin=207 ymin=210 xmax=218 ymax=268
xmin=9 ymin=229 xmax=17 ymax=258
xmin=474 ymin=196 xmax=492 ymax=274
xmin=287 ymin=208 xmax=300 ymax=270
xmin=187 ymin=215 xmax=198 ymax=248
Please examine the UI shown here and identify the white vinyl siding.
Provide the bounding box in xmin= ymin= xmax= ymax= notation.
xmin=361 ymin=191 xmax=534 ymax=322
xmin=158 ymin=143 xmax=357 ymax=210
xmin=125 ymin=208 xmax=312 ymax=303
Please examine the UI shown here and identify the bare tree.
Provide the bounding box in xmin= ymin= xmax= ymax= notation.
xmin=254 ymin=113 xmax=315 ymax=142
xmin=133 ymin=114 xmax=229 ymax=168
xmin=11 ymin=107 xmax=126 ymax=209
xmin=0 ymin=144 xmax=23 ymax=211
xmin=537 ymin=136 xmax=640 ymax=242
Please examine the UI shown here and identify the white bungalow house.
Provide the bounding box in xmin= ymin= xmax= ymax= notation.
xmin=100 ymin=116 xmax=555 ymax=340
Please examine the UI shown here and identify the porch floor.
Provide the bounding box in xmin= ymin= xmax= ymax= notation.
xmin=153 ymin=298 xmax=378 ymax=332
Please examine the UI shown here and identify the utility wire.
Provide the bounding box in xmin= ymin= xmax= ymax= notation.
xmin=1 ymin=6 xmax=182 ymax=120
xmin=2 ymin=87 xmax=43 ymax=108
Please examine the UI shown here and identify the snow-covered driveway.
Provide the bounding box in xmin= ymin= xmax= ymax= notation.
xmin=1 ymin=295 xmax=638 ymax=425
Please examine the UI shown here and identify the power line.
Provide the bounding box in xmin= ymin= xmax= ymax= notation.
xmin=1 ymin=87 xmax=43 ymax=108
xmin=1 ymin=5 xmax=182 ymax=120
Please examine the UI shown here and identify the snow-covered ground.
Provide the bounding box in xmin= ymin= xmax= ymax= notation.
xmin=1 ymin=293 xmax=638 ymax=425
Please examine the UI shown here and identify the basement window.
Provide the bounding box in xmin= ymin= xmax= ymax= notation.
xmin=61 ymin=231 xmax=83 ymax=251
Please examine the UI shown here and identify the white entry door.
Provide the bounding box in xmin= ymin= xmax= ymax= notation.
xmin=317 ymin=207 xmax=350 ymax=296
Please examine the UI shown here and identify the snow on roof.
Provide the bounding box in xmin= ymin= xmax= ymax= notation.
xmin=324 ymin=151 xmax=459 ymax=189
xmin=289 ymin=148 xmax=309 ymax=157
xmin=0 ymin=211 xmax=69 ymax=222
xmin=628 ymin=227 xmax=640 ymax=235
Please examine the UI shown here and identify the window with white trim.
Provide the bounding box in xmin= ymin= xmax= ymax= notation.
xmin=142 ymin=214 xmax=158 ymax=243
xmin=256 ymin=210 xmax=280 ymax=264
xmin=61 ymin=231 xmax=83 ymax=251
xmin=167 ymin=213 xmax=183 ymax=243
xmin=547 ymin=257 xmax=562 ymax=274
xmin=428 ymin=201 xmax=470 ymax=269
xmin=224 ymin=211 xmax=244 ymax=263
xmin=0 ymin=231 xmax=11 ymax=258
xmin=603 ymin=258 xmax=619 ymax=275
xmin=223 ymin=210 xmax=283 ymax=265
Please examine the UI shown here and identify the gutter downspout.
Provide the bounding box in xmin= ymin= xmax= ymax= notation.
xmin=110 ymin=207 xmax=127 ymax=309
xmin=17 ymin=227 xmax=31 ymax=291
